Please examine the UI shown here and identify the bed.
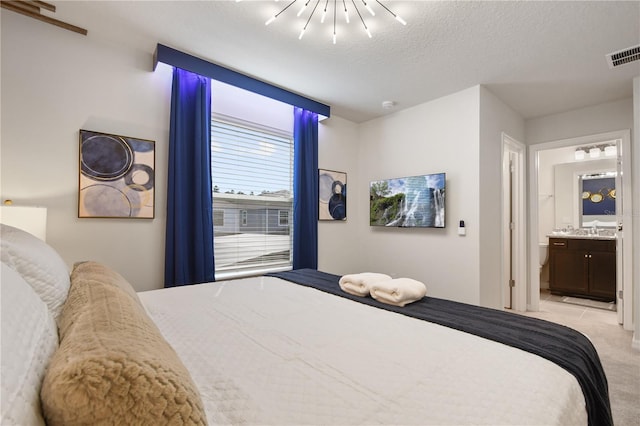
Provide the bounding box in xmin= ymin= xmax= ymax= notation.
xmin=0 ymin=223 xmax=612 ymax=426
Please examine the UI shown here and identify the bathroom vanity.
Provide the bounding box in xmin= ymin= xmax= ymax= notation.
xmin=548 ymin=236 xmax=616 ymax=302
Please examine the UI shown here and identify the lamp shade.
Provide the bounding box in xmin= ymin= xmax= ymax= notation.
xmin=0 ymin=206 xmax=47 ymax=241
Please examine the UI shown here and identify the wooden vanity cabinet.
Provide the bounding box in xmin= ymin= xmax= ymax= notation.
xmin=548 ymin=237 xmax=616 ymax=302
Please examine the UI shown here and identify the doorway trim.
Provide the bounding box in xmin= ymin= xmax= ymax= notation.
xmin=528 ymin=129 xmax=633 ymax=329
xmin=502 ymin=133 xmax=526 ymax=312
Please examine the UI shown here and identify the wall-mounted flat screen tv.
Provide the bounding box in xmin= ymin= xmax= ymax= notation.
xmin=370 ymin=173 xmax=445 ymax=228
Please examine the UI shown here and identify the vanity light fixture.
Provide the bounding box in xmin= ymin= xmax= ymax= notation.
xmin=259 ymin=0 xmax=407 ymax=44
xmin=575 ymin=143 xmax=618 ymax=161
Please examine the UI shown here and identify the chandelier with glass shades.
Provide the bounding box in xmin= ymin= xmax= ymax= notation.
xmin=240 ymin=0 xmax=407 ymax=44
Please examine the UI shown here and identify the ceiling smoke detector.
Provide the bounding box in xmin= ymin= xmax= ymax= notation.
xmin=382 ymin=101 xmax=396 ymax=109
xmin=606 ymin=45 xmax=640 ymax=69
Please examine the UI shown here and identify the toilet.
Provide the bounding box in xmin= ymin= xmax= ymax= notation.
xmin=539 ymin=242 xmax=549 ymax=285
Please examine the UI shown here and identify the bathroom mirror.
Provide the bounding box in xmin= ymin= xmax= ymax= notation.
xmin=553 ymin=158 xmax=617 ymax=230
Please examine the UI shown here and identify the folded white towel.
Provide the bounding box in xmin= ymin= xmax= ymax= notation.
xmin=370 ymin=278 xmax=427 ymax=307
xmin=339 ymin=272 xmax=392 ymax=297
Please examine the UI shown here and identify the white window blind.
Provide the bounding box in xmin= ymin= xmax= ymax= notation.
xmin=211 ymin=118 xmax=293 ymax=280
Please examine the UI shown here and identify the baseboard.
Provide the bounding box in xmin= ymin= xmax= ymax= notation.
xmin=632 ymin=333 xmax=640 ymax=351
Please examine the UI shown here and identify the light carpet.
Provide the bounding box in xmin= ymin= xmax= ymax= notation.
xmin=517 ymin=301 xmax=639 ymax=426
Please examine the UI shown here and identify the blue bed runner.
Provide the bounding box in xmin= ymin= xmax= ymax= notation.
xmin=267 ymin=268 xmax=612 ymax=426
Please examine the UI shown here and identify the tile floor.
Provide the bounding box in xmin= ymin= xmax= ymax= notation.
xmin=534 ymin=289 xmax=619 ymax=326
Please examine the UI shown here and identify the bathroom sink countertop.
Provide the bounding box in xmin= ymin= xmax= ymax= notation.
xmin=547 ymin=232 xmax=617 ymax=240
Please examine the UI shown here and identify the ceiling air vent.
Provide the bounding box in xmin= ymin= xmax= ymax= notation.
xmin=606 ymin=45 xmax=640 ymax=69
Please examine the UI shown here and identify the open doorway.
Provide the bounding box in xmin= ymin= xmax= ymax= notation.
xmin=528 ymin=130 xmax=633 ymax=330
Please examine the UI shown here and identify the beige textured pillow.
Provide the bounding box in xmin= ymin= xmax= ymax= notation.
xmin=41 ymin=264 xmax=207 ymax=426
xmin=71 ymin=260 xmax=142 ymax=305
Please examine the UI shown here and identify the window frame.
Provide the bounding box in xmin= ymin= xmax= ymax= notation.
xmin=278 ymin=210 xmax=289 ymax=227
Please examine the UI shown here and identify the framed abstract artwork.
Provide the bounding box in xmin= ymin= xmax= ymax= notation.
xmin=581 ymin=176 xmax=615 ymax=216
xmin=78 ymin=129 xmax=155 ymax=218
xmin=318 ymin=169 xmax=346 ymax=221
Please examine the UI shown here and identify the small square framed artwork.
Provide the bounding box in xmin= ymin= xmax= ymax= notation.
xmin=319 ymin=169 xmax=346 ymax=221
xmin=79 ymin=129 xmax=155 ymax=218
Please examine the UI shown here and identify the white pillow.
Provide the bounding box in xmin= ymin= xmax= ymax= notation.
xmin=1 ymin=262 xmax=59 ymax=426
xmin=0 ymin=224 xmax=70 ymax=321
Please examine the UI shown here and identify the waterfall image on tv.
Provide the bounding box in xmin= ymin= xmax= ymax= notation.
xmin=370 ymin=173 xmax=445 ymax=228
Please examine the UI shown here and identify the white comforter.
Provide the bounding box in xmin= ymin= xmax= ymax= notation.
xmin=139 ymin=275 xmax=587 ymax=425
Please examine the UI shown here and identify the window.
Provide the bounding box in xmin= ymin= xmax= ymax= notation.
xmin=213 ymin=210 xmax=224 ymax=227
xmin=211 ymin=117 xmax=293 ymax=279
xmin=278 ymin=210 xmax=289 ymax=226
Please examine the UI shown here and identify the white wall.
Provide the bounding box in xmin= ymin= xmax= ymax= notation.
xmin=318 ymin=116 xmax=360 ymax=274
xmin=1 ymin=12 xmax=173 ymax=292
xmin=526 ymin=98 xmax=633 ymax=145
xmin=538 ymin=149 xmax=559 ymax=241
xmin=330 ymin=85 xmax=525 ymax=308
xmin=355 ymin=87 xmax=482 ymax=305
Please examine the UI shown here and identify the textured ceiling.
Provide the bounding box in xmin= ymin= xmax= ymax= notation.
xmin=52 ymin=1 xmax=640 ymax=123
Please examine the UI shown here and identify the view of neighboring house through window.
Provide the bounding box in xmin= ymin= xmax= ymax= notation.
xmin=211 ymin=117 xmax=293 ymax=279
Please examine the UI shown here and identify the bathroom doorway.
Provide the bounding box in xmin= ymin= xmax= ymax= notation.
xmin=528 ymin=130 xmax=633 ymax=330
